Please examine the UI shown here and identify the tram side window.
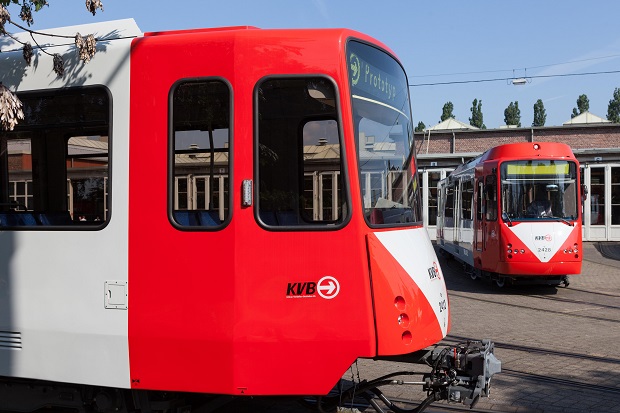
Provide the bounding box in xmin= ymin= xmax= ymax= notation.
xmin=485 ymin=175 xmax=497 ymax=221
xmin=170 ymin=80 xmax=231 ymax=228
xmin=257 ymin=77 xmax=346 ymax=228
xmin=444 ymin=185 xmax=455 ymax=227
xmin=0 ymin=88 xmax=110 ymax=228
xmin=461 ymin=179 xmax=474 ymax=221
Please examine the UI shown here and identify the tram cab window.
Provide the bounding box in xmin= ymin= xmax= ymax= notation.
xmin=256 ymin=77 xmax=347 ymax=228
xmin=347 ymin=40 xmax=421 ymax=227
xmin=170 ymin=80 xmax=231 ymax=228
xmin=500 ymin=160 xmax=578 ymax=221
xmin=0 ymin=87 xmax=110 ymax=229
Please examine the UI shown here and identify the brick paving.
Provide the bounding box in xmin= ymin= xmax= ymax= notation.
xmin=357 ymin=241 xmax=620 ymax=412
xmin=223 ymin=242 xmax=620 ymax=412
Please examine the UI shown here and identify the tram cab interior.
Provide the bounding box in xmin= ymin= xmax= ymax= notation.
xmin=500 ymin=160 xmax=579 ymax=223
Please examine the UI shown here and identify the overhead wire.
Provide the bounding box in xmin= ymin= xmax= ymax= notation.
xmin=411 ymin=53 xmax=620 ymax=79
xmin=409 ymin=69 xmax=620 ymax=87
xmin=409 ymin=54 xmax=620 ymax=87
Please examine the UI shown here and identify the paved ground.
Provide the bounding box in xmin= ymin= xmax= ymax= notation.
xmin=441 ymin=241 xmax=620 ymax=412
xmin=220 ymin=242 xmax=620 ymax=413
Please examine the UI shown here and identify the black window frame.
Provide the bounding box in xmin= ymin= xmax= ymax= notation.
xmin=254 ymin=75 xmax=350 ymax=231
xmin=168 ymin=77 xmax=233 ymax=231
xmin=0 ymin=86 xmax=112 ymax=230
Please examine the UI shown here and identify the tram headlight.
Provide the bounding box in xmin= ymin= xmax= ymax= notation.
xmin=520 ymin=249 xmax=525 ymax=254
xmin=507 ymin=249 xmax=512 ymax=254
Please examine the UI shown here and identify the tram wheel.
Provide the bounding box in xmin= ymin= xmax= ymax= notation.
xmin=495 ymin=277 xmax=506 ymax=288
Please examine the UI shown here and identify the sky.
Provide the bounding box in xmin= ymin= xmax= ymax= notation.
xmin=4 ymin=0 xmax=620 ymax=129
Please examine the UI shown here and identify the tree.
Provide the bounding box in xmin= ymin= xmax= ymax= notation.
xmin=415 ymin=121 xmax=426 ymax=132
xmin=571 ymin=94 xmax=590 ymax=118
xmin=469 ymin=98 xmax=485 ymax=129
xmin=0 ymin=1 xmax=104 ymax=130
xmin=504 ymin=101 xmax=521 ymax=127
xmin=532 ymin=99 xmax=546 ymax=127
xmin=607 ymin=87 xmax=620 ymax=123
xmin=440 ymin=101 xmax=454 ymax=122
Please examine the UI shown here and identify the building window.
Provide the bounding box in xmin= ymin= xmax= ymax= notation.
xmin=428 ymin=172 xmax=441 ymax=226
xmin=0 ymin=87 xmax=110 ymax=228
xmin=611 ymin=167 xmax=620 ymax=225
xmin=170 ymin=79 xmax=231 ymax=228
xmin=589 ymin=167 xmax=605 ymax=226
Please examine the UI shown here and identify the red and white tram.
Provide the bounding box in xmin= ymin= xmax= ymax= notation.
xmin=437 ymin=142 xmax=583 ymax=287
xmin=0 ymin=19 xmax=498 ymax=412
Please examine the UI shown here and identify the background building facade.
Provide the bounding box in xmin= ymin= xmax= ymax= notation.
xmin=415 ymin=115 xmax=620 ymax=241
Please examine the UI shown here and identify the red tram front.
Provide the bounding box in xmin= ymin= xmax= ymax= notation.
xmin=437 ymin=142 xmax=583 ymax=286
xmin=128 ymin=25 xmax=452 ymax=396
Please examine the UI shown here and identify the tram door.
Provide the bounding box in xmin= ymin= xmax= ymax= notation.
xmin=479 ymin=173 xmax=499 ymax=270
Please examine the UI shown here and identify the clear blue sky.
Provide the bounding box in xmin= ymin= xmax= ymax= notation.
xmin=5 ymin=0 xmax=620 ymax=129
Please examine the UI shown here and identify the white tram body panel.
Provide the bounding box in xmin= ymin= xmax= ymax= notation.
xmin=0 ymin=19 xmax=140 ymax=388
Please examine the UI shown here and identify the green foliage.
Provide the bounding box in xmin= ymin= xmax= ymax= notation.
xmin=469 ymin=98 xmax=485 ymax=129
xmin=532 ymin=99 xmax=546 ymax=127
xmin=440 ymin=101 xmax=454 ymax=122
xmin=0 ymin=0 xmax=103 ymax=130
xmin=608 ymin=87 xmax=620 ymax=123
xmin=571 ymin=94 xmax=589 ymax=118
xmin=415 ymin=121 xmax=426 ymax=132
xmin=504 ymin=101 xmax=521 ymax=127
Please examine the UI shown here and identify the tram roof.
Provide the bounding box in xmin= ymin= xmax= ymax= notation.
xmin=446 ymin=142 xmax=576 ymax=178
xmin=1 ymin=19 xmax=142 ymax=51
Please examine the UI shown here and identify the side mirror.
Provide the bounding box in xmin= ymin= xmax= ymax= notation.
xmin=581 ymin=184 xmax=588 ymax=202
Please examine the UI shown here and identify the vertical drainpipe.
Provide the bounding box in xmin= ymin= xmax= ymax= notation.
xmin=452 ymin=131 xmax=456 ymax=153
xmin=530 ymin=127 xmax=534 ymax=142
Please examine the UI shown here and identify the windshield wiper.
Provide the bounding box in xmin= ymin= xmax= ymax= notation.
xmin=553 ymin=217 xmax=574 ymax=226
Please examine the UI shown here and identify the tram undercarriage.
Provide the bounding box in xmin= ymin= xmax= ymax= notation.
xmin=468 ymin=267 xmax=570 ymax=288
xmin=0 ymin=341 xmax=500 ymax=413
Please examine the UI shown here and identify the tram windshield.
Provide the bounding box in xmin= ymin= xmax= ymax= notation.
xmin=500 ymin=160 xmax=578 ymax=221
xmin=347 ymin=40 xmax=421 ymax=226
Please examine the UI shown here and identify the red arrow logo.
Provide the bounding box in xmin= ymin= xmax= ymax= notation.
xmin=317 ymin=276 xmax=340 ymax=299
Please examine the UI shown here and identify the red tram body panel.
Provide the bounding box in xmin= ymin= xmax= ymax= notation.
xmin=437 ymin=142 xmax=583 ymax=286
xmin=0 ymin=19 xmax=498 ymax=412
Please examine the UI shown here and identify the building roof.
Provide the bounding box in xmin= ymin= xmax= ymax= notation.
xmin=563 ymin=111 xmax=610 ymax=125
xmin=427 ymin=118 xmax=478 ymax=131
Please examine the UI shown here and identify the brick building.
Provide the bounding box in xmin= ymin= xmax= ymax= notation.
xmin=414 ymin=114 xmax=620 ymax=241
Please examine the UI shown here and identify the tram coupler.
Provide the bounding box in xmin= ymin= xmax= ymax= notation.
xmin=423 ymin=339 xmax=501 ymax=408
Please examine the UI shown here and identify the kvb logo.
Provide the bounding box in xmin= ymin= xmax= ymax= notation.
xmin=428 ymin=261 xmax=442 ymax=281
xmin=286 ymin=276 xmax=340 ymax=300
xmin=317 ymin=276 xmax=340 ymax=299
